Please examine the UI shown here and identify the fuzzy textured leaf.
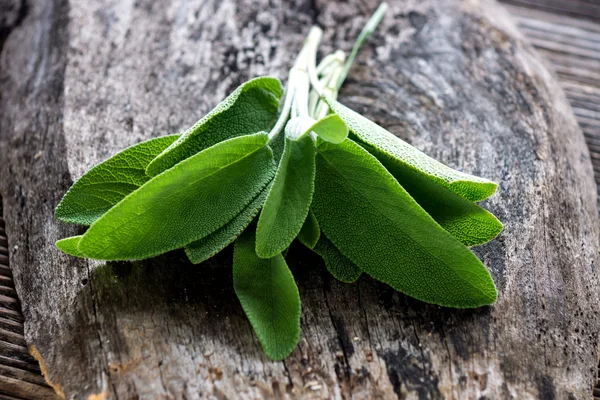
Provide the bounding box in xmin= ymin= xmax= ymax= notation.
xmin=312 ymin=139 xmax=497 ymax=308
xmin=56 ymin=236 xmax=84 ymax=258
xmin=284 ymin=115 xmax=347 ymax=143
xmin=233 ymin=228 xmax=301 ymax=360
xmin=256 ymin=134 xmax=315 ymax=258
xmin=308 ymin=114 xmax=348 ymax=143
xmin=313 ymin=234 xmax=361 ymax=283
xmin=297 ymin=210 xmax=320 ymax=249
xmin=327 ymin=99 xmax=497 ymax=202
xmin=55 ymin=135 xmax=179 ymax=225
xmin=78 ymin=133 xmax=275 ymax=260
xmin=371 ymin=145 xmax=503 ymax=246
xmin=146 ymin=77 xmax=282 ymax=176
xmin=185 ymin=184 xmax=270 ymax=264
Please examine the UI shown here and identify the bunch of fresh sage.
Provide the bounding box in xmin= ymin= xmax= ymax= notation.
xmin=55 ymin=3 xmax=502 ymax=360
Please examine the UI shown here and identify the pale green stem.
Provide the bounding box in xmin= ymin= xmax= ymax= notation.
xmin=268 ymin=26 xmax=323 ymax=142
xmin=270 ymin=2 xmax=386 ymax=142
xmin=294 ymin=27 xmax=323 ymax=118
xmin=315 ymin=53 xmax=340 ymax=75
xmin=315 ymin=63 xmax=344 ymax=119
xmin=336 ymin=2 xmax=388 ymax=90
xmin=292 ymin=71 xmax=310 ymax=117
xmin=305 ymin=31 xmax=325 ymax=101
xmin=306 ymin=2 xmax=387 ymax=120
xmin=308 ymin=88 xmax=320 ymax=118
xmin=268 ymin=74 xmax=295 ymax=142
xmin=308 ymin=50 xmax=345 ymax=118
xmin=308 ymin=75 xmax=329 ymax=119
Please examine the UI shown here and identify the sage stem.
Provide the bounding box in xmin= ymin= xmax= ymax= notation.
xmin=268 ymin=26 xmax=323 ymax=142
xmin=268 ymin=76 xmax=295 ymax=142
xmin=336 ymin=2 xmax=388 ymax=90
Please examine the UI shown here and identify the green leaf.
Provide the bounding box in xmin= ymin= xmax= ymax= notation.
xmin=233 ymin=228 xmax=301 ymax=360
xmin=371 ymin=145 xmax=503 ymax=246
xmin=309 ymin=114 xmax=348 ymax=143
xmin=313 ymin=234 xmax=361 ymax=283
xmin=55 ymin=135 xmax=180 ymax=225
xmin=146 ymin=77 xmax=283 ymax=177
xmin=297 ymin=210 xmax=320 ymax=249
xmin=284 ymin=115 xmax=348 ymax=143
xmin=269 ymin=127 xmax=286 ymax=163
xmin=312 ymin=139 xmax=497 ymax=308
xmin=56 ymin=236 xmax=85 ymax=258
xmin=185 ymin=184 xmax=270 ymax=264
xmin=256 ymin=134 xmax=315 ymax=259
xmin=326 ymin=99 xmax=497 ymax=202
xmin=78 ymin=133 xmax=276 ymax=261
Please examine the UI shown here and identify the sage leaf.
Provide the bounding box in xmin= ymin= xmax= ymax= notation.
xmin=312 ymin=139 xmax=497 ymax=308
xmin=56 ymin=236 xmax=85 ymax=258
xmin=269 ymin=127 xmax=286 ymax=163
xmin=284 ymin=115 xmax=348 ymax=143
xmin=297 ymin=210 xmax=320 ymax=249
xmin=185 ymin=184 xmax=270 ymax=264
xmin=373 ymin=148 xmax=503 ymax=246
xmin=256 ymin=134 xmax=315 ymax=259
xmin=326 ymin=99 xmax=497 ymax=202
xmin=146 ymin=77 xmax=283 ymax=176
xmin=313 ymin=234 xmax=361 ymax=283
xmin=55 ymin=135 xmax=179 ymax=225
xmin=78 ymin=133 xmax=276 ymax=261
xmin=233 ymin=228 xmax=301 ymax=360
xmin=308 ymin=114 xmax=348 ymax=143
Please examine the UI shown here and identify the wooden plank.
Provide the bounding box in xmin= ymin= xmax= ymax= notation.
xmin=0 ymin=375 xmax=57 ymax=400
xmin=0 ymin=365 xmax=49 ymax=389
xmin=504 ymin=3 xmax=600 ymax=198
xmin=0 ymin=183 xmax=53 ymax=396
xmin=502 ymin=0 xmax=600 ymax=21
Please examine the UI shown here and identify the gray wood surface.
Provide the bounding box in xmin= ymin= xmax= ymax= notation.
xmin=502 ymin=0 xmax=600 ymax=23
xmin=0 ymin=0 xmax=599 ymax=399
xmin=502 ymin=4 xmax=600 ymax=205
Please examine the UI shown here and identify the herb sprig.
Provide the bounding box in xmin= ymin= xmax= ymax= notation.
xmin=55 ymin=3 xmax=502 ymax=360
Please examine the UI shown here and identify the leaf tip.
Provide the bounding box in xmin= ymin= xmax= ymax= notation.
xmin=254 ymin=241 xmax=279 ymax=260
xmin=56 ymin=235 xmax=85 ymax=258
xmin=471 ymin=276 xmax=498 ymax=308
xmin=491 ymin=217 xmax=504 ymax=238
xmin=450 ymin=179 xmax=499 ymax=202
xmin=264 ymin=345 xmax=297 ymax=361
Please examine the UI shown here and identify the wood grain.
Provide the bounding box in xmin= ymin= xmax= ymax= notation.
xmin=504 ymin=4 xmax=600 ymax=205
xmin=0 ymin=0 xmax=599 ymax=399
xmin=0 ymin=207 xmax=57 ymax=399
xmin=502 ymin=0 xmax=600 ymax=22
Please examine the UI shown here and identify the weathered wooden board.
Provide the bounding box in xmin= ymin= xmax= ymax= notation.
xmin=0 ymin=0 xmax=599 ymax=399
xmin=0 ymin=205 xmax=58 ymax=399
xmin=503 ymin=0 xmax=600 ymax=23
xmin=503 ymin=3 xmax=600 ymax=207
